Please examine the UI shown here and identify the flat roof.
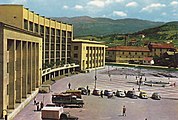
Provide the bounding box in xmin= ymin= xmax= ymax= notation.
xmin=0 ymin=22 xmax=42 ymax=38
xmin=72 ymin=39 xmax=105 ymax=44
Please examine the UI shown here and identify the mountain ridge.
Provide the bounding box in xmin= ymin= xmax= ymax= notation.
xmin=52 ymin=16 xmax=164 ymax=37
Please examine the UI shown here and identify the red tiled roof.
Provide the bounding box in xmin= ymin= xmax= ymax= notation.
xmin=107 ymin=46 xmax=150 ymax=52
xmin=143 ymin=57 xmax=153 ymax=61
xmin=150 ymin=43 xmax=174 ymax=49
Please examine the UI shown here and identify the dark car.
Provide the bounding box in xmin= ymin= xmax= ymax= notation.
xmin=78 ymin=87 xmax=87 ymax=95
xmin=92 ymin=89 xmax=100 ymax=96
xmin=104 ymin=90 xmax=114 ymax=98
xmin=126 ymin=91 xmax=137 ymax=99
xmin=151 ymin=92 xmax=161 ymax=100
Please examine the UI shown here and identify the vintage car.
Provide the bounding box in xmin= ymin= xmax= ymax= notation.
xmin=139 ymin=91 xmax=148 ymax=99
xmin=78 ymin=87 xmax=88 ymax=95
xmin=115 ymin=90 xmax=125 ymax=97
xmin=126 ymin=91 xmax=137 ymax=99
xmin=52 ymin=93 xmax=84 ymax=107
xmin=151 ymin=92 xmax=161 ymax=100
xmin=92 ymin=89 xmax=100 ymax=96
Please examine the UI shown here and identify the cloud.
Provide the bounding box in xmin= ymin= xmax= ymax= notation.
xmin=113 ymin=11 xmax=127 ymax=17
xmin=126 ymin=2 xmax=138 ymax=7
xmin=74 ymin=5 xmax=83 ymax=10
xmin=170 ymin=1 xmax=178 ymax=6
xmin=10 ymin=0 xmax=27 ymax=4
xmin=87 ymin=0 xmax=105 ymax=8
xmin=115 ymin=0 xmax=124 ymax=3
xmin=141 ymin=3 xmax=166 ymax=12
xmin=63 ymin=5 xmax=69 ymax=10
xmin=161 ymin=12 xmax=167 ymax=16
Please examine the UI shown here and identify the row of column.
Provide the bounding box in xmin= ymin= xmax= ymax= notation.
xmin=7 ymin=39 xmax=40 ymax=109
xmin=86 ymin=47 xmax=105 ymax=69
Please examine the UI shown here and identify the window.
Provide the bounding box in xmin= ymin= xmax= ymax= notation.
xmin=74 ymin=54 xmax=78 ymax=58
xmin=74 ymin=46 xmax=78 ymax=50
xmin=24 ymin=19 xmax=28 ymax=30
xmin=40 ymin=25 xmax=44 ymax=34
xmin=7 ymin=63 xmax=9 ymax=73
xmin=29 ymin=21 xmax=33 ymax=31
xmin=35 ymin=23 xmax=38 ymax=33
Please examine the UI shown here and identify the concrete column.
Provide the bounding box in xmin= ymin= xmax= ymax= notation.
xmin=22 ymin=41 xmax=28 ymax=98
xmin=8 ymin=40 xmax=15 ymax=109
xmin=0 ymin=26 xmax=4 ymax=118
xmin=16 ymin=40 xmax=22 ymax=103
xmin=32 ymin=43 xmax=36 ymax=91
xmin=36 ymin=43 xmax=40 ymax=87
xmin=28 ymin=42 xmax=32 ymax=94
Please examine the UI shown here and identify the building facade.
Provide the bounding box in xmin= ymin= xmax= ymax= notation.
xmin=0 ymin=4 xmax=73 ymax=68
xmin=71 ymin=39 xmax=106 ymax=71
xmin=0 ymin=22 xmax=42 ymax=118
xmin=106 ymin=46 xmax=150 ymax=63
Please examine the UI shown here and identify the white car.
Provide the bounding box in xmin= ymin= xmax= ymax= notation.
xmin=115 ymin=90 xmax=125 ymax=97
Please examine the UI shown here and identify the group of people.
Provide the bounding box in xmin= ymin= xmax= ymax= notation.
xmin=34 ymin=97 xmax=44 ymax=111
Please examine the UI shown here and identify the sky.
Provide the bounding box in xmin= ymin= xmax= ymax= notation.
xmin=1 ymin=0 xmax=178 ymax=22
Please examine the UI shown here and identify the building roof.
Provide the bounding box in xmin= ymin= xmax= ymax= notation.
xmin=107 ymin=46 xmax=150 ymax=52
xmin=72 ymin=39 xmax=105 ymax=44
xmin=150 ymin=43 xmax=174 ymax=49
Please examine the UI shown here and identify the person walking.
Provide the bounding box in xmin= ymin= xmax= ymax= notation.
xmin=68 ymin=82 xmax=71 ymax=89
xmin=122 ymin=105 xmax=126 ymax=116
xmin=100 ymin=90 xmax=103 ymax=98
xmin=40 ymin=101 xmax=44 ymax=110
xmin=33 ymin=97 xmax=36 ymax=105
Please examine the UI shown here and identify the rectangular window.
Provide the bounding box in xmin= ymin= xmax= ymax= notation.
xmin=7 ymin=63 xmax=9 ymax=73
xmin=29 ymin=21 xmax=33 ymax=31
xmin=24 ymin=19 xmax=28 ymax=30
xmin=74 ymin=46 xmax=78 ymax=50
xmin=74 ymin=54 xmax=78 ymax=58
xmin=40 ymin=25 xmax=44 ymax=34
xmin=35 ymin=23 xmax=38 ymax=33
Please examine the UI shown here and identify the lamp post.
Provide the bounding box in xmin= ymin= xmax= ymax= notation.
xmin=94 ymin=58 xmax=97 ymax=89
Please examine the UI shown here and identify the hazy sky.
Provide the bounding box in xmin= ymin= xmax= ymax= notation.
xmin=1 ymin=0 xmax=178 ymax=22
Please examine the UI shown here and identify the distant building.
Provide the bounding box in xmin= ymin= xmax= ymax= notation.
xmin=0 ymin=22 xmax=42 ymax=119
xmin=106 ymin=46 xmax=150 ymax=63
xmin=148 ymin=43 xmax=175 ymax=57
xmin=71 ymin=39 xmax=106 ymax=71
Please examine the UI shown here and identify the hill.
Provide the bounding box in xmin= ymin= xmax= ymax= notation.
xmin=52 ymin=16 xmax=164 ymax=37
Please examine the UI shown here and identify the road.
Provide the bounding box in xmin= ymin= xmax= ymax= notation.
xmin=14 ymin=66 xmax=178 ymax=120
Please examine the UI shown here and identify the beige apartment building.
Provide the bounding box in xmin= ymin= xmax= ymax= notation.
xmin=0 ymin=22 xmax=42 ymax=119
xmin=0 ymin=4 xmax=79 ymax=83
xmin=71 ymin=39 xmax=106 ymax=71
xmin=0 ymin=4 xmax=73 ymax=68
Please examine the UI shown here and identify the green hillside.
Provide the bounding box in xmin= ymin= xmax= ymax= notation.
xmin=131 ymin=21 xmax=178 ymax=46
xmin=53 ymin=16 xmax=164 ymax=37
xmin=77 ymin=22 xmax=178 ymax=47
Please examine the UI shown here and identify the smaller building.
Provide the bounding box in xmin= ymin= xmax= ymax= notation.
xmin=106 ymin=46 xmax=150 ymax=63
xmin=71 ymin=39 xmax=106 ymax=71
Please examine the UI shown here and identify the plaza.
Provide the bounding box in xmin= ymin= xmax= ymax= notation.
xmin=14 ymin=66 xmax=178 ymax=120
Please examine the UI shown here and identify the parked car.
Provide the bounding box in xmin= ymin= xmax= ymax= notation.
xmin=115 ymin=90 xmax=125 ymax=97
xmin=78 ymin=87 xmax=87 ymax=95
xmin=104 ymin=90 xmax=114 ymax=97
xmin=92 ymin=89 xmax=100 ymax=96
xmin=151 ymin=92 xmax=161 ymax=100
xmin=139 ymin=91 xmax=148 ymax=99
xmin=126 ymin=91 xmax=137 ymax=99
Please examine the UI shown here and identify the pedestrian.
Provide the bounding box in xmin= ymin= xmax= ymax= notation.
xmin=40 ymin=101 xmax=44 ymax=110
xmin=122 ymin=105 xmax=126 ymax=116
xmin=68 ymin=82 xmax=71 ymax=89
xmin=36 ymin=102 xmax=39 ymax=111
xmin=86 ymin=85 xmax=89 ymax=90
xmin=88 ymin=89 xmax=90 ymax=96
xmin=145 ymin=77 xmax=147 ymax=81
xmin=33 ymin=97 xmax=36 ymax=105
xmin=136 ymin=76 xmax=137 ymax=80
xmin=100 ymin=90 xmax=103 ymax=98
xmin=133 ymin=88 xmax=135 ymax=91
